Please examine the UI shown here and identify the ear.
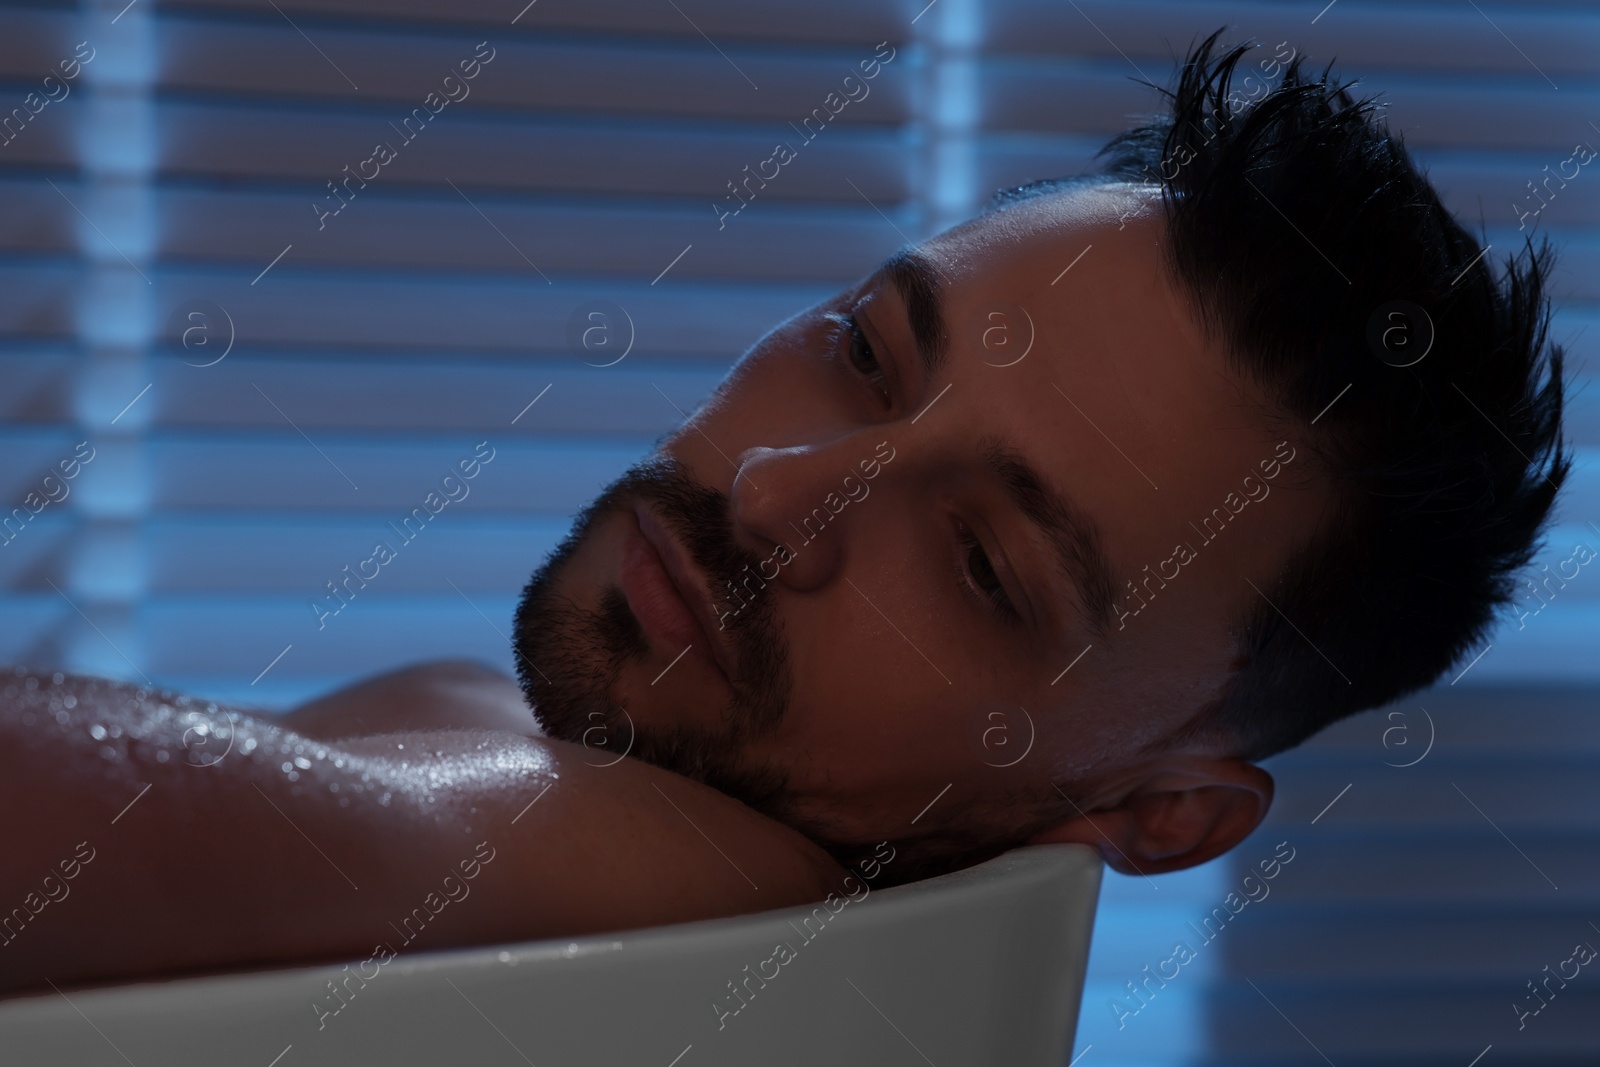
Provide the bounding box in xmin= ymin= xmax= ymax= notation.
xmin=1024 ymin=757 xmax=1274 ymax=875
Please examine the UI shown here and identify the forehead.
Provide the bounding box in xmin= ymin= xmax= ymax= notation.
xmin=927 ymin=182 xmax=1186 ymax=357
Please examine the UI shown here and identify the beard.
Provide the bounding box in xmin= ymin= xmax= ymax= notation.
xmin=511 ymin=456 xmax=1069 ymax=888
xmin=511 ymin=456 xmax=797 ymax=817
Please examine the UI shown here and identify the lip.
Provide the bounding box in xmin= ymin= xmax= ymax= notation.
xmin=620 ymin=504 xmax=737 ymax=685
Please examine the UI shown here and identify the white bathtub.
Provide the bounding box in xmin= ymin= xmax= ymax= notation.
xmin=0 ymin=843 xmax=1101 ymax=1066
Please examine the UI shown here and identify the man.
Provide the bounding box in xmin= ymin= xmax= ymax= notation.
xmin=0 ymin=32 xmax=1569 ymax=995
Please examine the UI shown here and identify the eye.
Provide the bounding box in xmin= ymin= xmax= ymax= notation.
xmin=955 ymin=522 xmax=1018 ymax=621
xmin=842 ymin=313 xmax=889 ymax=399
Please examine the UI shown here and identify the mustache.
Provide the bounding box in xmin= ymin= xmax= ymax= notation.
xmin=513 ymin=454 xmax=792 ymax=755
xmin=612 ymin=457 xmax=790 ymax=729
xmin=630 ymin=457 xmax=754 ymax=593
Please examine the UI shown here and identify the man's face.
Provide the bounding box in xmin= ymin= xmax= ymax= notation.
xmin=514 ymin=184 xmax=1330 ymax=878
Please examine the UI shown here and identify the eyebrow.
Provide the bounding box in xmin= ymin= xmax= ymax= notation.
xmin=878 ymin=246 xmax=948 ymax=377
xmin=980 ymin=437 xmax=1119 ymax=641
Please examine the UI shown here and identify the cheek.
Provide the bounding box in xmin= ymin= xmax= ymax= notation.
xmin=776 ymin=548 xmax=974 ymax=777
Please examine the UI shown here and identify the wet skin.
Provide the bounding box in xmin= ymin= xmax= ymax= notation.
xmin=0 ymin=666 xmax=844 ymax=995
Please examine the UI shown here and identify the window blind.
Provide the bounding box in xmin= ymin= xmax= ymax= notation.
xmin=1 ymin=0 xmax=1595 ymax=1064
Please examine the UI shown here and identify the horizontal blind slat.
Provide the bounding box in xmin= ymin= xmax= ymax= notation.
xmin=159 ymin=16 xmax=912 ymax=125
xmin=981 ymin=0 xmax=1600 ymax=78
xmin=158 ymin=101 xmax=913 ymax=201
xmin=160 ymin=0 xmax=913 ymax=46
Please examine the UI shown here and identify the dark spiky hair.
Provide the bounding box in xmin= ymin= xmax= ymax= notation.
xmin=993 ymin=30 xmax=1571 ymax=760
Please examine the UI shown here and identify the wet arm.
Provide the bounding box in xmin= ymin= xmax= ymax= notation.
xmin=0 ymin=672 xmax=846 ymax=995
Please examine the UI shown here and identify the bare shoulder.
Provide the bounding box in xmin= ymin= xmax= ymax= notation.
xmin=0 ymin=669 xmax=845 ymax=994
xmin=283 ymin=658 xmax=536 ymax=739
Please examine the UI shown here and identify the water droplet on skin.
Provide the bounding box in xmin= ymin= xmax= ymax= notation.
xmin=281 ymin=762 xmax=294 ymax=774
xmin=54 ymin=710 xmax=68 ymax=725
xmin=155 ymin=749 xmax=169 ymax=763
xmin=90 ymin=724 xmax=107 ymax=740
xmin=498 ymin=951 xmax=511 ymax=963
xmin=396 ymin=744 xmax=404 ymax=750
xmin=286 ymin=770 xmax=300 ymax=782
xmin=51 ymin=672 xmax=63 ymax=685
xmin=294 ymin=757 xmax=312 ymax=770
xmin=100 ymin=745 xmax=116 ymax=760
xmin=328 ymin=782 xmax=339 ymax=793
xmin=62 ymin=695 xmax=77 ymax=709
xmin=379 ymin=792 xmax=392 ymax=806
xmin=242 ymin=737 xmax=257 ymax=754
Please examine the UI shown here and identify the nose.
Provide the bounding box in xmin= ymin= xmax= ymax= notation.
xmin=730 ymin=436 xmax=888 ymax=593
